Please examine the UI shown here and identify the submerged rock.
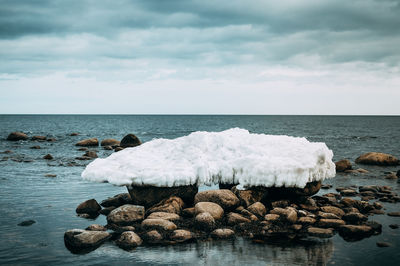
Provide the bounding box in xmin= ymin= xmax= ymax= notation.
xmin=17 ymin=220 xmax=36 ymax=226
xmin=75 ymin=138 xmax=99 ymax=147
xmin=120 ymin=134 xmax=141 ymax=148
xmin=76 ymin=199 xmax=101 ymax=215
xmin=64 ymin=229 xmax=110 ymax=252
xmin=32 ymin=136 xmax=46 ymax=141
xmin=43 ymin=154 xmax=53 ymax=160
xmin=335 ymin=159 xmax=352 ymax=172
xmin=127 ymin=185 xmax=197 ymax=209
xmin=355 ymin=152 xmax=399 ymax=166
xmin=107 ymin=204 xmax=144 ymax=225
xmin=194 ymin=189 xmax=240 ymax=210
xmin=338 ymin=225 xmax=374 ymax=240
xmin=101 ymin=139 xmax=120 ymax=146
xmin=84 ymin=151 xmax=97 ymax=158
xmin=116 ymin=231 xmax=142 ymax=249
xmin=376 ymin=242 xmax=391 ymax=248
xmin=7 ymin=132 xmax=28 ymax=141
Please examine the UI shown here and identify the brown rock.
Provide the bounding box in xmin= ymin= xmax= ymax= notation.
xmin=318 ymin=212 xmax=340 ymax=220
xmin=270 ymin=207 xmax=297 ymax=223
xmin=247 ymin=202 xmax=266 ymax=217
xmin=263 ymin=181 xmax=322 ymax=199
xmin=100 ymin=193 xmax=132 ymax=208
xmin=76 ymin=199 xmax=101 ymax=215
xmin=107 ymin=204 xmax=144 ymax=225
xmin=85 ymin=224 xmax=107 ymax=231
xmin=70 ymin=133 xmax=79 ymax=136
xmin=144 ymin=230 xmax=163 ymax=244
xmin=127 ymin=185 xmax=197 ymax=209
xmin=271 ymin=200 xmax=290 ymax=208
xmin=307 ymin=227 xmax=334 ymax=238
xmin=339 ymin=225 xmax=374 ymax=238
xmin=84 ymin=151 xmax=97 ymax=158
xmin=240 ymin=209 xmax=258 ymax=221
xmin=99 ymin=206 xmax=116 ymax=216
xmin=147 ymin=196 xmax=184 ymax=214
xmin=64 ymin=229 xmax=111 ymax=250
xmin=32 ymin=136 xmax=46 ymax=141
xmin=340 ymin=189 xmax=357 ymax=196
xmin=170 ymin=229 xmax=193 ymax=242
xmin=355 ymin=152 xmax=399 ymax=166
xmin=7 ymin=132 xmax=28 ymax=141
xmin=226 ymin=212 xmax=251 ymax=225
xmin=387 ymin=212 xmax=400 ymax=217
xmin=75 ymin=138 xmax=99 ymax=147
xmin=211 ymin=228 xmax=235 ymax=239
xmin=318 ymin=219 xmax=345 ymax=228
xmin=320 ymin=206 xmax=345 ymax=217
xmin=231 ymin=187 xmax=265 ymax=207
xmin=298 ymin=217 xmax=316 ymax=225
xmin=116 ymin=231 xmax=142 ymax=249
xmin=30 ymin=145 xmax=41 ymax=149
xmin=194 ymin=189 xmax=239 ymax=210
xmin=141 ymin=218 xmax=177 ymax=231
xmin=114 ymin=147 xmax=124 ymax=152
xmin=103 ymin=146 xmax=113 ymax=150
xmin=335 ymin=159 xmax=352 ymax=172
xmin=342 ymin=212 xmax=368 ymax=224
xmin=43 ymin=154 xmax=53 ymax=160
xmin=194 ymin=202 xmax=224 ymax=220
xmin=264 ymin=214 xmax=280 ymax=222
xmin=101 ymin=138 xmax=120 ymax=146
xmin=147 ymin=212 xmax=180 ymax=221
xmin=195 ymin=212 xmax=216 ymax=231
xmin=182 ymin=207 xmax=195 ymax=218
xmin=120 ymin=134 xmax=141 ymax=148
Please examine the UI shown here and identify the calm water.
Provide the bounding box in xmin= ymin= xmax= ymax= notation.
xmin=0 ymin=115 xmax=399 ymax=265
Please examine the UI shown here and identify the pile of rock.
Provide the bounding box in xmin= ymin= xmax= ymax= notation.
xmin=65 ymin=181 xmax=390 ymax=253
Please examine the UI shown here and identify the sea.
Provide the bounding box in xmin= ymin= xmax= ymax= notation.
xmin=0 ymin=115 xmax=399 ymax=265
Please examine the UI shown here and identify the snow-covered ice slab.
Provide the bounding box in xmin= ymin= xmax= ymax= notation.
xmin=82 ymin=128 xmax=335 ymax=188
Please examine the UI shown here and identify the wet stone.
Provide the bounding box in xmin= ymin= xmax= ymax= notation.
xmin=116 ymin=231 xmax=142 ymax=250
xmin=307 ymin=227 xmax=334 ymax=238
xmin=211 ymin=228 xmax=235 ymax=239
xmin=17 ymin=220 xmax=36 ymax=226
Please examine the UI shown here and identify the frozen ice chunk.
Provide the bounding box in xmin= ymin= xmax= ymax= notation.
xmin=82 ymin=128 xmax=335 ymax=188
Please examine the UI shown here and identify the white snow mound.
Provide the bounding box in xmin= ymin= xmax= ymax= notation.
xmin=82 ymin=128 xmax=335 ymax=188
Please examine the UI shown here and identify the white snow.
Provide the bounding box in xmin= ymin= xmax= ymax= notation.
xmin=81 ymin=128 xmax=335 ymax=188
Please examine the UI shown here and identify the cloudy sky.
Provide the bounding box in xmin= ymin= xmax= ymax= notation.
xmin=0 ymin=0 xmax=399 ymax=114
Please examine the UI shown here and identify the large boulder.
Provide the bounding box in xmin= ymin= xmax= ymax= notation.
xmin=107 ymin=204 xmax=144 ymax=225
xmin=100 ymin=193 xmax=132 ymax=208
xmin=355 ymin=152 xmax=399 ymax=166
xmin=120 ymin=134 xmax=141 ymax=148
xmin=335 ymin=159 xmax=352 ymax=172
xmin=75 ymin=138 xmax=99 ymax=147
xmin=127 ymin=185 xmax=198 ymax=208
xmin=7 ymin=132 xmax=28 ymax=141
xmin=76 ymin=199 xmax=101 ymax=215
xmin=194 ymin=202 xmax=224 ymax=220
xmin=101 ymin=139 xmax=120 ymax=146
xmin=147 ymin=196 xmax=184 ymax=214
xmin=64 ymin=229 xmax=110 ymax=252
xmin=115 ymin=231 xmax=142 ymax=250
xmin=194 ymin=189 xmax=239 ymax=210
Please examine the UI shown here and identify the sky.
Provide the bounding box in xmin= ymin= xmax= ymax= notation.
xmin=0 ymin=0 xmax=399 ymax=115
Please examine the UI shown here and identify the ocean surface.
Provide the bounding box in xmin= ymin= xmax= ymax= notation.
xmin=0 ymin=115 xmax=399 ymax=266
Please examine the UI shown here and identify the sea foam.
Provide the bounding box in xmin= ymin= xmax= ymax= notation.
xmin=81 ymin=128 xmax=335 ymax=188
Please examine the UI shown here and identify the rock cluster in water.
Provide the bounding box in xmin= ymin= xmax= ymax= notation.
xmin=64 ymin=180 xmax=400 ymax=253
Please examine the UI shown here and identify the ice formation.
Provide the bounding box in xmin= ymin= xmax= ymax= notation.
xmin=82 ymin=128 xmax=335 ymax=188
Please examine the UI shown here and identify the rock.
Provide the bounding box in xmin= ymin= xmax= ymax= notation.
xmin=320 ymin=206 xmax=345 ymax=217
xmin=194 ymin=189 xmax=240 ymax=210
xmin=7 ymin=132 xmax=28 ymax=141
xmin=32 ymin=136 xmax=46 ymax=141
xmin=240 ymin=209 xmax=258 ymax=221
xmin=47 ymin=138 xmax=56 ymax=142
xmin=264 ymin=214 xmax=280 ymax=222
xmin=127 ymin=185 xmax=197 ymax=209
xmin=335 ymin=159 xmax=352 ymax=172
xmin=227 ymin=212 xmax=251 ymax=225
xmin=355 ymin=152 xmax=399 ymax=166
xmin=169 ymin=229 xmax=193 ymax=242
xmin=231 ymin=187 xmax=265 ymax=207
xmin=100 ymin=193 xmax=132 ymax=208
xmin=321 ymin=184 xmax=332 ymax=189
xmin=340 ymin=189 xmax=357 ymax=196
xmin=298 ymin=217 xmax=316 ymax=225
xmin=194 ymin=202 xmax=224 ymax=220
xmin=76 ymin=199 xmax=101 ymax=215
xmin=103 ymin=146 xmax=113 ymax=150
xmin=45 ymin=174 xmax=57 ymax=178
xmin=84 ymin=151 xmax=97 ymax=158
xmin=385 ymin=172 xmax=398 ymax=179
xmin=317 ymin=212 xmax=339 ymax=220
xmin=270 ymin=207 xmax=297 ymax=223
xmin=85 ymin=224 xmax=107 ymax=231
xmin=147 ymin=196 xmax=184 ymax=214
xmin=17 ymin=220 xmax=36 ymax=226
xmin=356 ymin=168 xmax=369 ymax=174
xmin=211 ymin=228 xmax=235 ymax=239
xmin=263 ymin=181 xmax=322 ymax=199
xmin=338 ymin=225 xmax=374 ymax=239
xmin=387 ymin=212 xmax=400 ymax=217
xmin=107 ymin=205 xmax=144 ymax=225
xmin=77 ymin=147 xmax=88 ymax=151
xmin=30 ymin=145 xmax=41 ymax=149
xmin=64 ymin=229 xmax=110 ymax=251
xmin=389 ymin=224 xmax=399 ymax=229
xmin=116 ymin=231 xmax=142 ymax=249
xmin=195 ymin=212 xmax=216 ymax=231
xmin=318 ymin=219 xmax=345 ymax=228
xmin=247 ymin=202 xmax=266 ymax=217
xmin=70 ymin=133 xmax=79 ymax=136
xmin=101 ymin=139 xmax=120 ymax=146
xmin=147 ymin=212 xmax=180 ymax=221
xmin=114 ymin=147 xmax=124 ymax=152
xmin=342 ymin=212 xmax=367 ymax=225
xmin=43 ymin=154 xmax=53 ymax=160
xmin=144 ymin=230 xmax=163 ymax=244
xmin=141 ymin=218 xmax=177 ymax=231
xmin=271 ymin=200 xmax=291 ymax=208
xmin=307 ymin=227 xmax=334 ymax=238
xmin=182 ymin=207 xmax=195 ymax=218
xmin=99 ymin=206 xmax=115 ymax=215
xmin=376 ymin=242 xmax=391 ymax=247
xmin=75 ymin=138 xmax=99 ymax=147
xmin=120 ymin=134 xmax=141 ymax=148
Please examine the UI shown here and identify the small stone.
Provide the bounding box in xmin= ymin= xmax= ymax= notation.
xmin=76 ymin=138 xmax=99 ymax=147
xmin=116 ymin=231 xmax=142 ymax=249
xmin=385 ymin=173 xmax=398 ymax=179
xmin=307 ymin=227 xmax=334 ymax=238
xmin=43 ymin=154 xmax=53 ymax=160
xmin=30 ymin=145 xmax=41 ymax=149
xmin=318 ymin=212 xmax=340 ymax=220
xmin=103 ymin=146 xmax=113 ymax=150
xmin=70 ymin=133 xmax=79 ymax=136
xmin=320 ymin=206 xmax=345 ymax=217
xmin=84 ymin=151 xmax=97 ymax=158
xmin=144 ymin=230 xmax=163 ymax=244
xmin=298 ymin=217 xmax=316 ymax=225
xmin=355 ymin=152 xmax=399 ymax=166
xmin=147 ymin=212 xmax=180 ymax=221
xmin=211 ymin=228 xmax=235 ymax=239
xmin=195 ymin=212 xmax=216 ymax=231
xmin=271 ymin=200 xmax=290 ymax=208
xmin=169 ymin=229 xmax=193 ymax=242
xmin=76 ymin=199 xmax=101 ymax=215
xmin=78 ymin=147 xmax=88 ymax=151
xmin=321 ymin=184 xmax=332 ymax=189
xmin=86 ymin=224 xmax=107 ymax=231
xmin=101 ymin=139 xmax=120 ymax=146
xmin=114 ymin=147 xmax=124 ymax=152
xmin=32 ymin=136 xmax=47 ymax=141
xmin=7 ymin=132 xmax=28 ymax=141
xmin=342 ymin=212 xmax=368 ymax=224
xmin=270 ymin=207 xmax=297 ymax=223
xmin=376 ymin=242 xmax=391 ymax=247
xmin=194 ymin=202 xmax=224 ymax=220
xmin=147 ymin=196 xmax=184 ymax=214
xmin=388 ymin=212 xmax=400 ymax=217
xmin=318 ymin=219 xmax=345 ymax=228
xmin=340 ymin=189 xmax=357 ymax=196
xmin=99 ymin=206 xmax=116 ymax=216
xmin=335 ymin=159 xmax=352 ymax=172
xmin=141 ymin=218 xmax=177 ymax=231
xmin=264 ymin=214 xmax=280 ymax=222
xmin=247 ymin=202 xmax=267 ymax=217
xmin=389 ymin=224 xmax=399 ymax=229
xmin=17 ymin=220 xmax=36 ymax=226
xmin=338 ymin=225 xmax=374 ymax=239
xmin=45 ymin=174 xmax=57 ymax=178
xmin=227 ymin=212 xmax=251 ymax=225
